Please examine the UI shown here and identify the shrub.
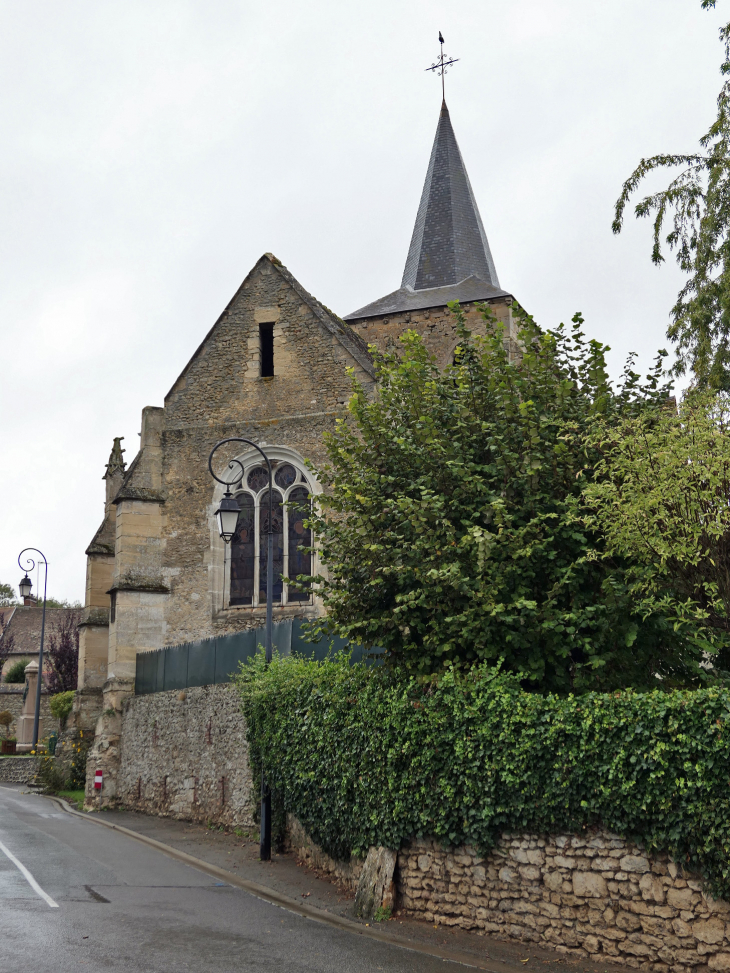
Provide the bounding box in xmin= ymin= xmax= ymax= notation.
xmin=34 ymin=755 xmax=66 ymax=794
xmin=4 ymin=658 xmax=30 ymax=683
xmin=65 ymin=737 xmax=89 ymax=790
xmin=49 ymin=691 xmax=75 ymax=729
xmin=239 ymin=651 xmax=730 ymax=899
xmin=0 ymin=711 xmax=12 ymax=736
xmin=53 ymin=733 xmax=90 ymax=791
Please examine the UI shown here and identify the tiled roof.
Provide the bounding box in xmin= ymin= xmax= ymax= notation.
xmin=346 ymin=102 xmax=506 ymax=320
xmin=0 ymin=606 xmax=79 ymax=661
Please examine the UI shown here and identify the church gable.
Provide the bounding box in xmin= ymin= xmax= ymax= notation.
xmin=165 ymin=254 xmax=375 ymax=426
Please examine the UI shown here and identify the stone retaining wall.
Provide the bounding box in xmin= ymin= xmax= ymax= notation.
xmin=287 ymin=815 xmax=364 ymax=889
xmin=115 ymin=683 xmax=254 ymax=827
xmin=288 ymin=823 xmax=730 ymax=972
xmin=0 ymin=756 xmax=40 ymax=784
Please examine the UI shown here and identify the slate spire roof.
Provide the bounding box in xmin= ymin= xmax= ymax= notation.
xmin=402 ymin=101 xmax=499 ymax=291
xmin=345 ymin=102 xmax=512 ymax=321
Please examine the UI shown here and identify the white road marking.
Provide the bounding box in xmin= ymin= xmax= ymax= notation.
xmin=0 ymin=837 xmax=59 ymax=907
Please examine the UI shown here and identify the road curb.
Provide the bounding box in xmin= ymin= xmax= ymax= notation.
xmin=45 ymin=794 xmax=504 ymax=972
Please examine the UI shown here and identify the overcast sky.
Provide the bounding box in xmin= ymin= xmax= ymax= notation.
xmin=0 ymin=0 xmax=724 ymax=603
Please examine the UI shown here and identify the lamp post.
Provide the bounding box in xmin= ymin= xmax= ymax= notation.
xmin=17 ymin=549 xmax=48 ymax=751
xmin=208 ymin=438 xmax=273 ymax=862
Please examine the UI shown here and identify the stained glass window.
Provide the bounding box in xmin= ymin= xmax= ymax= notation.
xmin=227 ymin=459 xmax=314 ymax=608
xmin=287 ymin=487 xmax=311 ymax=602
xmin=275 ymin=463 xmax=297 ymax=489
xmin=247 ymin=466 xmax=269 ymax=492
xmin=259 ymin=489 xmax=284 ymax=604
xmin=230 ymin=494 xmax=255 ymax=606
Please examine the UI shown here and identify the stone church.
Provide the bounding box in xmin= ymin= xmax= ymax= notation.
xmin=75 ymin=100 xmax=519 ymax=778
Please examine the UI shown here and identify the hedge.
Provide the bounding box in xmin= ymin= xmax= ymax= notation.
xmin=238 ymin=653 xmax=730 ymax=898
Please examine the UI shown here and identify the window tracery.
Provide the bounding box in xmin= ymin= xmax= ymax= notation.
xmin=228 ymin=460 xmax=312 ymax=607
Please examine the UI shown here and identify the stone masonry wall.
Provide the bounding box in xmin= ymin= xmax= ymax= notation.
xmin=116 ymin=683 xmax=254 ymax=828
xmin=0 ymin=756 xmax=40 ymax=783
xmin=287 ymin=814 xmax=364 ymax=889
xmin=347 ymin=298 xmax=517 ymax=369
xmin=288 ymin=822 xmax=730 ymax=972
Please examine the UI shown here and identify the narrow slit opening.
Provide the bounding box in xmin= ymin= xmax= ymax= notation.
xmin=259 ymin=323 xmax=274 ymax=377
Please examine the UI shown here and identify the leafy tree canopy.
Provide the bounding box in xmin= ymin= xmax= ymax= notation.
xmin=614 ymin=1 xmax=730 ymax=389
xmin=585 ymin=390 xmax=730 ymax=666
xmin=46 ymin=611 xmax=80 ymax=694
xmin=49 ymin=690 xmax=75 ymax=726
xmin=42 ymin=597 xmax=82 ymax=609
xmin=0 ymin=584 xmax=16 ymax=607
xmin=4 ymin=658 xmax=31 ymax=684
xmin=303 ymin=305 xmax=699 ymax=693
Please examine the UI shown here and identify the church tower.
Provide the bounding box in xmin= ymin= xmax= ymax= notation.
xmin=345 ymin=101 xmax=516 ymax=364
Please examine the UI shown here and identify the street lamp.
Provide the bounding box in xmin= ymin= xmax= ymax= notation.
xmin=208 ymin=438 xmax=273 ymax=862
xmin=17 ymin=549 xmax=48 ymax=751
xmin=18 ymin=574 xmax=32 ymax=601
xmin=215 ymin=493 xmax=242 ymax=543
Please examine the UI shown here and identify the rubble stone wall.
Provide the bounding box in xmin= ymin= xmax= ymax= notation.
xmin=115 ymin=683 xmax=254 ymax=828
xmin=288 ymin=821 xmax=730 ymax=971
xmin=347 ymin=298 xmax=518 ymax=368
xmin=287 ymin=814 xmax=364 ymax=889
xmin=0 ymin=756 xmax=40 ymax=783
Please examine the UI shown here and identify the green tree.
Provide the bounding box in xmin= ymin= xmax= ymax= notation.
xmin=42 ymin=597 xmax=82 ymax=609
xmin=584 ymin=390 xmax=730 ymax=669
xmin=4 ymin=658 xmax=31 ymax=684
xmin=0 ymin=584 xmax=16 ymax=607
xmin=613 ymin=2 xmax=730 ymax=389
xmin=303 ymin=305 xmax=688 ymax=693
xmin=49 ymin=690 xmax=75 ymax=730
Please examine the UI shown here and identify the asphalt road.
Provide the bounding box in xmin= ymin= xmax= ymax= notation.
xmin=0 ymin=786 xmax=465 ymax=973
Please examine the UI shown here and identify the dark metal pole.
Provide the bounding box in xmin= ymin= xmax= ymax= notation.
xmin=208 ymin=438 xmax=274 ymax=862
xmin=261 ymin=463 xmax=273 ymax=861
xmin=18 ymin=549 xmax=48 ymax=751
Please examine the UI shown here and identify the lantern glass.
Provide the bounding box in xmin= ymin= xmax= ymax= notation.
xmin=216 ymin=494 xmax=240 ymax=543
xmin=18 ymin=574 xmax=32 ymax=600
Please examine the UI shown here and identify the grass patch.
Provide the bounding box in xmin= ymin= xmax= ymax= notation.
xmin=56 ymin=790 xmax=85 ymax=810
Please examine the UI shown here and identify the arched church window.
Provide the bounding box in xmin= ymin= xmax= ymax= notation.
xmin=259 ymin=489 xmax=284 ymax=603
xmin=228 ymin=460 xmax=313 ymax=607
xmin=287 ymin=487 xmax=312 ymax=603
xmin=230 ymin=495 xmax=255 ymax=606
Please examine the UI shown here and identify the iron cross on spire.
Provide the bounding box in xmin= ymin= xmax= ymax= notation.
xmin=425 ymin=31 xmax=459 ymax=103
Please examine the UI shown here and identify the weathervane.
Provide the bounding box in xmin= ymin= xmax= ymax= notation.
xmin=425 ymin=31 xmax=459 ymax=103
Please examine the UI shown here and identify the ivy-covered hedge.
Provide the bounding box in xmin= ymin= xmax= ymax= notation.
xmin=238 ymin=653 xmax=730 ymax=898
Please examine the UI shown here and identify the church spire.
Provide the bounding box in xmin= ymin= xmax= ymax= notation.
xmin=401 ymin=102 xmax=500 ymax=292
